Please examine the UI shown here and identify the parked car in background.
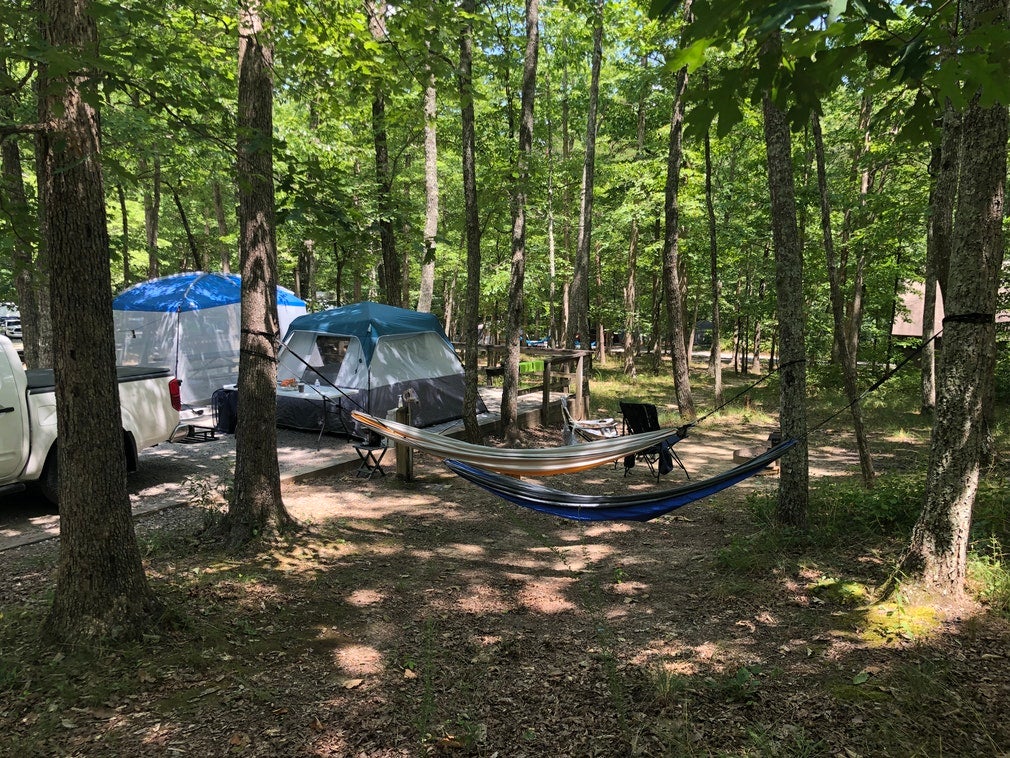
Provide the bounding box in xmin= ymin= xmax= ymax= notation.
xmin=3 ymin=318 xmax=21 ymax=340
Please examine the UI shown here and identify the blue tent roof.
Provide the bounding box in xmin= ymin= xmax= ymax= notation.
xmin=285 ymin=301 xmax=452 ymax=365
xmin=113 ymin=272 xmax=305 ymax=312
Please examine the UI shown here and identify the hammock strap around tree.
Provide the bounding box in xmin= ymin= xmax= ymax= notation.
xmin=444 ymin=440 xmax=797 ymax=522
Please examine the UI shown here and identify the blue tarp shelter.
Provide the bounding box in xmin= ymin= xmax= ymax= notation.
xmin=114 ymin=272 xmax=306 ymax=405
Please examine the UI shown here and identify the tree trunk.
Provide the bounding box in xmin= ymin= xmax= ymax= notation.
xmin=144 ymin=156 xmax=161 ymax=279
xmin=38 ymin=0 xmax=161 ymax=643
xmin=1 ymin=127 xmax=49 ymax=368
xmin=213 ymin=181 xmax=231 ymax=273
xmin=661 ymin=14 xmax=696 ymax=421
xmin=117 ymin=183 xmax=130 ymax=287
xmin=366 ymin=0 xmax=401 ymax=307
xmin=704 ymin=126 xmax=722 ymax=405
xmin=171 ymin=183 xmax=204 ymax=271
xmin=458 ymin=0 xmax=482 ymax=443
xmin=544 ymin=59 xmax=559 ymax=346
xmin=219 ymin=0 xmax=296 ymax=548
xmin=567 ymin=0 xmax=602 ymax=348
xmin=417 ymin=44 xmax=439 ymax=314
xmin=762 ymin=75 xmax=809 ymax=529
xmin=898 ymin=0 xmax=1008 ymax=597
xmin=812 ymin=111 xmax=875 ymax=487
xmin=298 ymin=238 xmax=315 ymax=303
xmin=501 ymin=0 xmax=539 ymax=439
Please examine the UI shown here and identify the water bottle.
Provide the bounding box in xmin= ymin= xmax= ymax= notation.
xmin=315 ymin=378 xmax=320 ymax=389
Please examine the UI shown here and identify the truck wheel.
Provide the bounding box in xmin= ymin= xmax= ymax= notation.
xmin=39 ymin=454 xmax=59 ymax=505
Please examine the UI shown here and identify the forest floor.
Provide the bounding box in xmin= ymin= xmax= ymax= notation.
xmin=2 ymin=419 xmax=1009 ymax=756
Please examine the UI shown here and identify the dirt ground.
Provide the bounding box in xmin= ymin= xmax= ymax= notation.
xmin=2 ymin=422 xmax=1009 ymax=756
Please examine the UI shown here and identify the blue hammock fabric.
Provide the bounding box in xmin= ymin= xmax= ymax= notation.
xmin=444 ymin=439 xmax=798 ymax=522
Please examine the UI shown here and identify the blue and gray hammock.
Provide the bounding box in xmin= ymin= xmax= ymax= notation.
xmin=444 ymin=439 xmax=797 ymax=522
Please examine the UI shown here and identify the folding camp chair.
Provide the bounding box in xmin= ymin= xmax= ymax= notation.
xmin=560 ymin=395 xmax=620 ymax=445
xmin=619 ymin=401 xmax=689 ymax=480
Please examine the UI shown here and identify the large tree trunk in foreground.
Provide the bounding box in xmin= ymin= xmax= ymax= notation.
xmin=220 ymin=1 xmax=296 ymax=547
xmin=501 ymin=0 xmax=540 ymax=439
xmin=38 ymin=0 xmax=161 ymax=643
xmin=898 ymin=0 xmax=1008 ymax=597
xmin=762 ymin=81 xmax=809 ymax=529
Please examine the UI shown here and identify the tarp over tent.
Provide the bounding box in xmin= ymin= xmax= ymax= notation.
xmin=114 ymin=272 xmax=306 ymax=406
xmin=278 ymin=301 xmax=480 ymax=430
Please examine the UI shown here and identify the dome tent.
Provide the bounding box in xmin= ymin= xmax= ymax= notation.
xmin=277 ymin=301 xmax=480 ymax=430
xmin=114 ymin=272 xmax=306 ymax=406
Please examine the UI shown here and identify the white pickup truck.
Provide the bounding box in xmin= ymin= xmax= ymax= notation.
xmin=0 ymin=335 xmax=183 ymax=503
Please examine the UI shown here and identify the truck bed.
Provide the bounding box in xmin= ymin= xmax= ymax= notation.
xmin=25 ymin=366 xmax=173 ymax=394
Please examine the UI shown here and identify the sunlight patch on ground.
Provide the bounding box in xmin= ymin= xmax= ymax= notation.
xmin=346 ymin=588 xmax=386 ymax=607
xmin=436 ymin=542 xmax=487 ymax=559
xmin=516 ymin=575 xmax=577 ymax=613
xmin=456 ymin=583 xmax=514 ymax=614
xmin=522 ymin=542 xmax=615 ymax=571
xmin=334 ymin=643 xmax=384 ymax=676
xmin=556 ymin=522 xmax=633 ymax=542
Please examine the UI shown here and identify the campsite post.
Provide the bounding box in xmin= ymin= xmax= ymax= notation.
xmin=393 ymin=392 xmax=416 ymax=481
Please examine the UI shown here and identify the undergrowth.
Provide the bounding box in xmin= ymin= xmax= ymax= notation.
xmin=726 ymin=474 xmax=1010 ymax=617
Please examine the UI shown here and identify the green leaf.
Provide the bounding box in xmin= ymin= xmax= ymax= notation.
xmin=852 ymin=671 xmax=869 ymax=685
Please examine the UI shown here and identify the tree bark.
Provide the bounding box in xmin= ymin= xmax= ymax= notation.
xmin=38 ymin=0 xmax=161 ymax=643
xmin=458 ymin=0 xmax=482 ymax=443
xmin=501 ymin=0 xmax=539 ymax=439
xmin=213 ymin=181 xmax=232 ymax=273
xmin=704 ymin=126 xmax=722 ymax=405
xmin=1 ymin=128 xmax=49 ymax=367
xmin=171 ymin=183 xmax=204 ymax=271
xmin=417 ymin=43 xmax=439 ymax=314
xmin=762 ymin=76 xmax=809 ymax=529
xmin=116 ymin=183 xmax=130 ymax=287
xmin=366 ymin=0 xmax=401 ymax=307
xmin=567 ymin=0 xmax=602 ymax=349
xmin=662 ymin=12 xmax=696 ymax=421
xmin=812 ymin=111 xmax=875 ymax=487
xmin=144 ymin=155 xmax=161 ymax=279
xmin=898 ymin=0 xmax=1008 ymax=597
xmin=220 ymin=0 xmax=296 ymax=548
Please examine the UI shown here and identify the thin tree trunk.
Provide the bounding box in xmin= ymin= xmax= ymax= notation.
xmin=662 ymin=7 xmax=696 ymax=420
xmin=544 ymin=55 xmax=559 ymax=346
xmin=567 ymin=0 xmax=602 ymax=348
xmin=458 ymin=0 xmax=482 ymax=443
xmin=145 ymin=156 xmax=160 ymax=279
xmin=812 ymin=111 xmax=875 ymax=486
xmin=213 ymin=181 xmax=231 ymax=273
xmin=221 ymin=0 xmax=296 ymax=548
xmin=624 ymin=53 xmax=647 ymax=377
xmin=762 ymin=66 xmax=809 ymax=529
xmin=171 ymin=183 xmax=204 ymax=271
xmin=417 ymin=43 xmax=439 ymax=314
xmin=704 ymin=125 xmax=722 ymax=405
xmin=116 ymin=183 xmax=130 ymax=287
xmin=38 ymin=0 xmax=160 ymax=643
xmin=501 ymin=0 xmax=539 ymax=439
xmin=1 ymin=127 xmax=48 ymax=367
xmin=365 ymin=0 xmax=401 ymax=307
